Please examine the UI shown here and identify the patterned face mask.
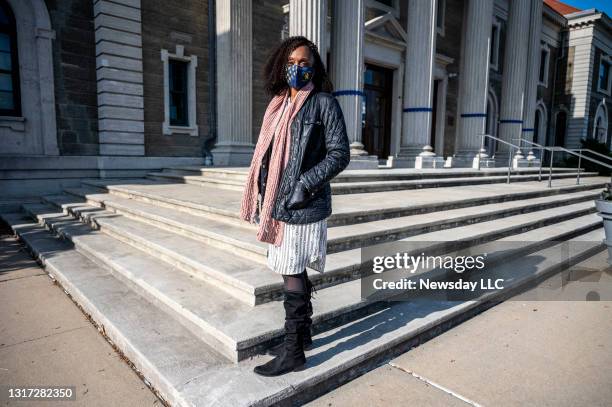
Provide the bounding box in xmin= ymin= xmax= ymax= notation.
xmin=285 ymin=64 xmax=314 ymax=89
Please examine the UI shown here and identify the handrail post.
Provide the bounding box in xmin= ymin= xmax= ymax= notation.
xmin=577 ymin=150 xmax=582 ymax=185
xmin=548 ymin=149 xmax=554 ymax=188
xmin=538 ymin=147 xmax=543 ymax=182
xmin=507 ymin=145 xmax=512 ymax=184
xmin=478 ymin=135 xmax=484 ymax=171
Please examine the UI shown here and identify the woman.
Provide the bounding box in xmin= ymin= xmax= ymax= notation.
xmin=239 ymin=36 xmax=350 ymax=376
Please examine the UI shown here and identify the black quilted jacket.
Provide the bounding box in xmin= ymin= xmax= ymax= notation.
xmin=258 ymin=90 xmax=350 ymax=224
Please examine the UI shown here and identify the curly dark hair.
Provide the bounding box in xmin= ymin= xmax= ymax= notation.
xmin=263 ymin=36 xmax=333 ymax=96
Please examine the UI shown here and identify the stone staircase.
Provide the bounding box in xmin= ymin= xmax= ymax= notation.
xmin=1 ymin=167 xmax=607 ymax=406
xmin=147 ymin=166 xmax=600 ymax=194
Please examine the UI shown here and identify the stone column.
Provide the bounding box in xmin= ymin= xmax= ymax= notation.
xmin=289 ymin=0 xmax=327 ymax=63
xmin=329 ymin=0 xmax=377 ymax=169
xmin=212 ymin=0 xmax=254 ymax=166
xmin=395 ymin=0 xmax=443 ymax=168
xmin=94 ymin=0 xmax=145 ymax=156
xmin=455 ymin=0 xmax=494 ymax=167
xmin=521 ymin=0 xmax=543 ymax=164
xmin=498 ymin=0 xmax=531 ymax=156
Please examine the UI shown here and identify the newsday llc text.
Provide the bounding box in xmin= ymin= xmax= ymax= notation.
xmin=360 ymin=240 xmax=612 ymax=302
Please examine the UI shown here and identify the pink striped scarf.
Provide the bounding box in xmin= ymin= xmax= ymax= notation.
xmin=239 ymin=81 xmax=315 ymax=246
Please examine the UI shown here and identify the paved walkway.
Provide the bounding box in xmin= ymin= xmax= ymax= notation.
xmin=0 ymin=223 xmax=160 ymax=406
xmin=308 ymin=251 xmax=612 ymax=407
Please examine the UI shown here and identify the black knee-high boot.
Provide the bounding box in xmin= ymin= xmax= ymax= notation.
xmin=254 ymin=290 xmax=308 ymax=376
xmin=267 ymin=270 xmax=314 ymax=356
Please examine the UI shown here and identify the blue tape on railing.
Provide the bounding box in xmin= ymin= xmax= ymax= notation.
xmin=332 ymin=90 xmax=365 ymax=97
xmin=403 ymin=107 xmax=433 ymax=112
xmin=499 ymin=119 xmax=523 ymax=124
xmin=522 ymin=128 xmax=535 ymax=132
xmin=460 ymin=113 xmax=487 ymax=118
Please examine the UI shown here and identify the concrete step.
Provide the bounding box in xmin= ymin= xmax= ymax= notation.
xmin=22 ymin=202 xmax=276 ymax=307
xmin=329 ymin=180 xmax=605 ymax=226
xmin=163 ymin=166 xmax=248 ymax=181
xmin=151 ymin=170 xmax=245 ymax=191
xmin=25 ymin=197 xmax=600 ymax=308
xmin=164 ymin=166 xmax=582 ymax=184
xmin=330 ymin=172 xmax=599 ymax=194
xmin=147 ymin=170 xmax=598 ymax=194
xmin=48 ymin=191 xmax=265 ymax=264
xmin=81 ymin=178 xmax=250 ymax=229
xmin=331 ymin=167 xmax=584 ymax=182
xmin=3 ymin=212 xmax=604 ymax=405
xmin=54 ymin=188 xmax=600 ymax=263
xmin=80 ymin=177 xmax=607 ymax=228
xmin=326 ymin=191 xmax=599 ymax=252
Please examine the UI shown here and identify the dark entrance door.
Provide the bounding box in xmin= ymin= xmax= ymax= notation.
xmin=363 ymin=64 xmax=393 ymax=158
xmin=554 ymin=111 xmax=567 ymax=147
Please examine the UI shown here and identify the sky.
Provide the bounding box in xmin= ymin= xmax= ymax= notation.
xmin=562 ymin=0 xmax=612 ymax=16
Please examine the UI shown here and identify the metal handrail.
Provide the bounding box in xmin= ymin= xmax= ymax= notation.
xmin=516 ymin=138 xmax=612 ymax=187
xmin=477 ymin=134 xmax=524 ymax=184
xmin=517 ymin=139 xmax=612 ymax=164
xmin=571 ymin=148 xmax=612 ymax=163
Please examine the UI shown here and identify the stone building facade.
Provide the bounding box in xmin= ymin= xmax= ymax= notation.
xmin=0 ymin=0 xmax=610 ymax=180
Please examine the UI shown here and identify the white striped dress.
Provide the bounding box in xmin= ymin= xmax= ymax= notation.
xmin=254 ymin=209 xmax=327 ymax=275
xmin=267 ymin=219 xmax=327 ymax=275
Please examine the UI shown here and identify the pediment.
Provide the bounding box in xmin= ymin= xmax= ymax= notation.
xmin=365 ymin=12 xmax=408 ymax=44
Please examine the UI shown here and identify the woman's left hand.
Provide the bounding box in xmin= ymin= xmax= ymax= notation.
xmin=286 ymin=180 xmax=314 ymax=210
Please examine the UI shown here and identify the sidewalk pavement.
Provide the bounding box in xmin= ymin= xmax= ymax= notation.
xmin=0 ymin=224 xmax=161 ymax=406
xmin=308 ymin=250 xmax=612 ymax=407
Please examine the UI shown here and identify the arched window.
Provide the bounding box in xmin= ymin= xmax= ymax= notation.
xmin=534 ymin=100 xmax=548 ymax=146
xmin=0 ymin=0 xmax=20 ymax=116
xmin=593 ymin=101 xmax=609 ymax=146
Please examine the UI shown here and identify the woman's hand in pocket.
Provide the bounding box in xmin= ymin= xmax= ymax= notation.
xmin=286 ymin=180 xmax=313 ymax=210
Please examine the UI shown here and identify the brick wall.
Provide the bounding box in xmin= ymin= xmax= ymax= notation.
xmin=45 ymin=0 xmax=99 ymax=155
xmin=141 ymin=0 xmax=210 ymax=157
